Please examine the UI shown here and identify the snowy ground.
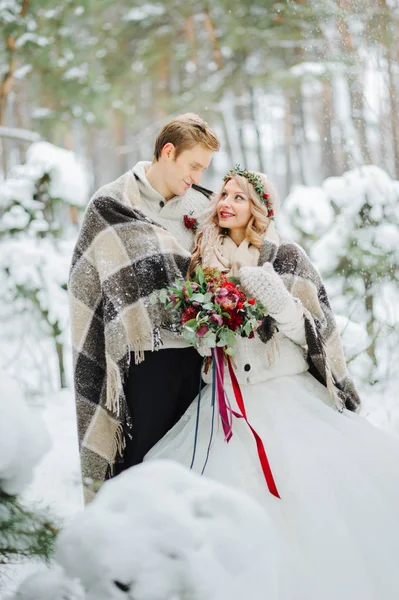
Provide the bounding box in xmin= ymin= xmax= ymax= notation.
xmin=0 ymin=388 xmax=83 ymax=599
xmin=2 ymin=371 xmax=399 ymax=598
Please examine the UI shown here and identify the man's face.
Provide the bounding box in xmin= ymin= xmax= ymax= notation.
xmin=162 ymin=144 xmax=214 ymax=198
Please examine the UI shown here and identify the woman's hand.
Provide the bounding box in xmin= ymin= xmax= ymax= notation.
xmin=239 ymin=263 xmax=293 ymax=316
xmin=239 ymin=263 xmax=306 ymax=346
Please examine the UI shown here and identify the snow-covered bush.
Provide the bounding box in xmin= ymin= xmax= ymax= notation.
xmin=15 ymin=461 xmax=286 ymax=600
xmin=0 ymin=142 xmax=89 ymax=390
xmin=281 ymin=166 xmax=399 ymax=381
xmin=0 ymin=142 xmax=89 ymax=240
xmin=0 ymin=372 xmax=56 ymax=564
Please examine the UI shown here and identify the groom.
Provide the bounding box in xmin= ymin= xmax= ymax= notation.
xmin=69 ymin=113 xmax=219 ymax=501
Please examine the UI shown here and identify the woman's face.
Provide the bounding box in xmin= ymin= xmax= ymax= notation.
xmin=216 ymin=179 xmax=252 ymax=233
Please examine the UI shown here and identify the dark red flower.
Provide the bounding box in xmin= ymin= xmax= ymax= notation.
xmin=268 ymin=209 xmax=274 ymax=218
xmin=229 ymin=312 xmax=244 ymax=330
xmin=182 ymin=306 xmax=198 ymax=324
xmin=248 ymin=298 xmax=256 ymax=305
xmin=183 ymin=215 xmax=198 ymax=230
xmin=220 ymin=281 xmax=236 ymax=291
xmin=197 ymin=324 xmax=209 ymax=337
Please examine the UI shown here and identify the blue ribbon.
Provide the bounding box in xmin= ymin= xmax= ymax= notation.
xmin=190 ymin=354 xmax=216 ymax=475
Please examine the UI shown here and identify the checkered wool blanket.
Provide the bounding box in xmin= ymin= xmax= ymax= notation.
xmin=69 ymin=170 xmax=193 ymax=501
xmin=257 ymin=237 xmax=361 ymax=413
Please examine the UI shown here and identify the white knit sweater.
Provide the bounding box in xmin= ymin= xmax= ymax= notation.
xmin=132 ymin=161 xmax=211 ymax=351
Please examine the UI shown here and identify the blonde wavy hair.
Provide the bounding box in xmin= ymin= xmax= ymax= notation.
xmin=188 ymin=172 xmax=279 ymax=278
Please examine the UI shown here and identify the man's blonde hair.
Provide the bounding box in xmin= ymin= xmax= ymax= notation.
xmin=153 ymin=113 xmax=220 ymax=160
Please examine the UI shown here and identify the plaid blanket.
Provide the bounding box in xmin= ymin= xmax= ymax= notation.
xmin=257 ymin=238 xmax=361 ymax=412
xmin=69 ymin=170 xmax=196 ymax=501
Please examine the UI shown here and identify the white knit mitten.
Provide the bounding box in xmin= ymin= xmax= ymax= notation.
xmin=240 ymin=263 xmax=306 ymax=345
xmin=239 ymin=263 xmax=292 ymax=316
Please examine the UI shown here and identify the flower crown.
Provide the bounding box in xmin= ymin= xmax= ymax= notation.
xmin=223 ymin=165 xmax=274 ymax=217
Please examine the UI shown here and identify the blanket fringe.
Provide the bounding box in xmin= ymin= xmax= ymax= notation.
xmin=110 ymin=422 xmax=126 ymax=476
xmin=325 ymin=358 xmax=345 ymax=413
xmin=134 ymin=348 xmax=145 ymax=364
xmin=106 ymin=357 xmax=123 ymax=416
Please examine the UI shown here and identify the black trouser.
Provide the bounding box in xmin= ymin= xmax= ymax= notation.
xmin=122 ymin=347 xmax=203 ymax=469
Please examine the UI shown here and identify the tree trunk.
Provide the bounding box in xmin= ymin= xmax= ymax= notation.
xmin=184 ymin=14 xmax=198 ymax=67
xmin=113 ymin=108 xmax=129 ymax=176
xmin=203 ymin=7 xmax=223 ymax=69
xmin=378 ymin=0 xmax=399 ymax=177
xmin=235 ymin=97 xmax=249 ymax=168
xmin=218 ymin=109 xmax=234 ymax=165
xmin=284 ymin=95 xmax=294 ymax=195
xmin=0 ymin=0 xmax=30 ymax=177
xmin=55 ymin=338 xmax=66 ymax=389
xmin=336 ymin=0 xmax=371 ymax=164
xmin=364 ymin=274 xmax=378 ymax=369
xmin=319 ymin=79 xmax=337 ymax=178
xmin=249 ymin=86 xmax=265 ymax=173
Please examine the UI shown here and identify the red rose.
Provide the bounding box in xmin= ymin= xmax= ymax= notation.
xmin=263 ymin=192 xmax=270 ymax=200
xmin=268 ymin=209 xmax=274 ymax=218
xmin=221 ymin=281 xmax=236 ymax=290
xmin=237 ymin=301 xmax=244 ymax=310
xmin=182 ymin=306 xmax=198 ymax=324
xmin=248 ymin=298 xmax=256 ymax=305
xmin=229 ymin=313 xmax=244 ymax=330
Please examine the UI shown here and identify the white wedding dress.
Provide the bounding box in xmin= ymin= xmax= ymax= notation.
xmin=146 ymin=334 xmax=399 ymax=599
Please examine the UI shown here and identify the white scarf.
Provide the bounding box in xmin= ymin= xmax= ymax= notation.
xmin=204 ymin=221 xmax=280 ymax=276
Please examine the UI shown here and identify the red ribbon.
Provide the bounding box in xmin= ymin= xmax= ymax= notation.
xmin=213 ymin=347 xmax=280 ymax=499
xmin=214 ymin=347 xmax=233 ymax=442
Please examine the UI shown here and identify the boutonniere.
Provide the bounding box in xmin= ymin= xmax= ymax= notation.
xmin=183 ymin=212 xmax=198 ymax=231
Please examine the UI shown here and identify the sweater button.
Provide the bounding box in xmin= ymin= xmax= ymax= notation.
xmin=159 ymin=200 xmax=165 ymax=208
xmin=244 ymin=363 xmax=251 ymax=372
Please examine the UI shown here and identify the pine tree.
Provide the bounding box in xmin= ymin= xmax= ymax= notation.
xmin=0 ymin=492 xmax=57 ymax=566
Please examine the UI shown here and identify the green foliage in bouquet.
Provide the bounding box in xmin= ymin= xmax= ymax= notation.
xmin=154 ymin=266 xmax=267 ymax=356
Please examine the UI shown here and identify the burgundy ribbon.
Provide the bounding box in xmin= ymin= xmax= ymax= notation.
xmin=212 ymin=347 xmax=280 ymax=499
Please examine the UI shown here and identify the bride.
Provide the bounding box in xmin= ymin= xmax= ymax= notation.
xmin=146 ymin=166 xmax=399 ymax=599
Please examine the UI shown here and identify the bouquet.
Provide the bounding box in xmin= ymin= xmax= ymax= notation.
xmin=151 ymin=265 xmax=279 ymax=499
xmin=154 ymin=265 xmax=268 ymax=358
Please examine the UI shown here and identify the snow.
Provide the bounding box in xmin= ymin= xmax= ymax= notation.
xmin=22 ymin=389 xmax=83 ymax=519
xmin=1 ymin=204 xmax=31 ymax=230
xmin=15 ymin=34 xmax=49 ymax=49
xmin=123 ymin=4 xmax=165 ymax=21
xmin=24 ymin=142 xmax=90 ymax=207
xmin=13 ymin=65 xmax=33 ymax=80
xmin=63 ymin=65 xmax=88 ymax=82
xmin=290 ymin=62 xmax=326 ymax=77
xmin=12 ymin=566 xmax=85 ymax=600
xmin=0 ymin=237 xmax=74 ymax=338
xmin=282 ymin=185 xmax=334 ymax=239
xmin=0 ymin=126 xmax=41 ymax=143
xmin=0 ymin=388 xmax=83 ymax=599
xmin=322 ymin=165 xmax=398 ymax=214
xmin=54 ymin=461 xmax=283 ymax=600
xmin=0 ymin=372 xmax=50 ymax=496
xmin=31 ymin=108 xmax=53 ymax=119
xmin=1 ymin=142 xmax=90 ymax=213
